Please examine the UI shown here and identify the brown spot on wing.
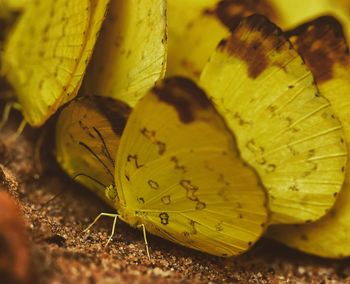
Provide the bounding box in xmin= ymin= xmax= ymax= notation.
xmin=218 ymin=15 xmax=287 ymax=79
xmin=213 ymin=0 xmax=279 ymax=31
xmin=286 ymin=16 xmax=350 ymax=84
xmin=153 ymin=77 xmax=212 ymax=124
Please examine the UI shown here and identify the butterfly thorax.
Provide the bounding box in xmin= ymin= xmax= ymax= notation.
xmin=114 ymin=202 xmax=147 ymax=228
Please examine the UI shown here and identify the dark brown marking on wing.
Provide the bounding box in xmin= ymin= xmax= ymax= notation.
xmin=161 ymin=195 xmax=171 ymax=205
xmin=147 ymin=180 xmax=159 ymax=190
xmin=286 ymin=16 xmax=350 ymax=84
xmin=140 ymin=128 xmax=166 ymax=155
xmin=215 ymin=222 xmax=224 ymax=231
xmin=265 ymin=164 xmax=276 ymax=173
xmin=213 ymin=0 xmax=279 ymax=31
xmin=179 ymin=180 xmax=207 ymax=210
xmin=180 ymin=180 xmax=199 ymax=201
xmin=78 ymin=120 xmax=95 ymax=139
xmin=156 ymin=141 xmax=166 ymax=155
xmin=94 ymin=96 xmax=131 ymax=137
xmin=246 ymin=139 xmax=266 ymax=165
xmin=127 ymin=154 xmax=143 ymax=169
xmin=153 ymin=77 xmax=212 ymax=124
xmin=170 ymin=156 xmax=186 ymax=172
xmin=137 ymin=197 xmax=145 ymax=204
xmin=140 ymin=127 xmax=156 ymax=140
xmin=196 ymin=201 xmax=206 ymax=210
xmin=217 ymin=174 xmax=230 ymax=186
xmin=233 ymin=112 xmax=251 ymax=126
xmin=159 ymin=212 xmax=169 ymax=225
xmin=218 ymin=15 xmax=287 ymax=79
xmin=189 ymin=220 xmax=198 ymax=234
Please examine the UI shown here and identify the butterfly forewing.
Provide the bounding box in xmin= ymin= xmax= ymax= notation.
xmin=116 ymin=77 xmax=268 ymax=257
xmin=56 ymin=96 xmax=130 ymax=203
xmin=83 ymin=0 xmax=167 ymax=107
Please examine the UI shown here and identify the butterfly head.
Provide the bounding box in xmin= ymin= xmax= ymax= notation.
xmin=105 ymin=184 xmax=118 ymax=201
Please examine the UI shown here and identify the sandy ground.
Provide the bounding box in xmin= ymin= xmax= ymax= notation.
xmin=1 ymin=114 xmax=350 ymax=284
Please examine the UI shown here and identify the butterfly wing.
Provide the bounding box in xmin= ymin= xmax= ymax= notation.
xmin=167 ymin=0 xmax=350 ymax=81
xmin=167 ymin=0 xmax=221 ymax=79
xmin=83 ymin=0 xmax=167 ymax=107
xmin=200 ymin=15 xmax=347 ymax=224
xmin=269 ymin=17 xmax=350 ymax=258
xmin=0 ymin=0 xmax=28 ymax=19
xmin=115 ymin=77 xmax=268 ymax=257
xmin=1 ymin=0 xmax=109 ymax=126
xmin=268 ymin=0 xmax=350 ymax=42
xmin=167 ymin=0 xmax=279 ymax=80
xmin=56 ymin=96 xmax=130 ymax=204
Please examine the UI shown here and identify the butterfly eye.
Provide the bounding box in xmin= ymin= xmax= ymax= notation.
xmin=105 ymin=184 xmax=117 ymax=200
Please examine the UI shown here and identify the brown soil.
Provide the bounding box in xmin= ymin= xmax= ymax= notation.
xmin=1 ymin=115 xmax=350 ymax=284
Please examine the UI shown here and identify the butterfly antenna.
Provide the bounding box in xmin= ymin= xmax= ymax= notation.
xmin=73 ymin=173 xmax=107 ymax=188
xmin=78 ymin=141 xmax=114 ymax=179
xmin=92 ymin=127 xmax=115 ymax=166
xmin=43 ymin=189 xmax=65 ymax=206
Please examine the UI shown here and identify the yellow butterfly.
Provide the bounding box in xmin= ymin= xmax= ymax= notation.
xmin=83 ymin=0 xmax=167 ymax=107
xmin=56 ymin=77 xmax=269 ymax=257
xmin=167 ymin=0 xmax=350 ymax=80
xmin=200 ymin=15 xmax=347 ymax=224
xmin=167 ymin=0 xmax=280 ymax=80
xmin=56 ymin=96 xmax=130 ymax=202
xmin=269 ymin=16 xmax=350 ymax=258
xmin=1 ymin=0 xmax=109 ymax=127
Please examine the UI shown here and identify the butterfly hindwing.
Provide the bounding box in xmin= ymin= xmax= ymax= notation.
xmin=115 ymin=77 xmax=268 ymax=256
xmin=200 ymin=15 xmax=347 ymax=224
xmin=1 ymin=0 xmax=109 ymax=126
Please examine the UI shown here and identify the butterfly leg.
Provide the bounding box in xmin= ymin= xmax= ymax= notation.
xmin=83 ymin=213 xmax=120 ymax=247
xmin=14 ymin=119 xmax=27 ymax=138
xmin=7 ymin=119 xmax=27 ymax=142
xmin=137 ymin=224 xmax=150 ymax=260
xmin=0 ymin=101 xmax=13 ymax=130
xmin=0 ymin=101 xmax=23 ymax=131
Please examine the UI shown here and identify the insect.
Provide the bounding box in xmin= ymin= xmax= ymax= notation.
xmin=56 ymin=77 xmax=269 ymax=257
xmin=83 ymin=0 xmax=167 ymax=108
xmin=166 ymin=0 xmax=350 ymax=80
xmin=56 ymin=95 xmax=130 ymax=202
xmin=0 ymin=0 xmax=109 ymax=127
xmin=166 ymin=0 xmax=279 ymax=80
xmin=200 ymin=14 xmax=347 ymax=224
xmin=269 ymin=16 xmax=350 ymax=258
